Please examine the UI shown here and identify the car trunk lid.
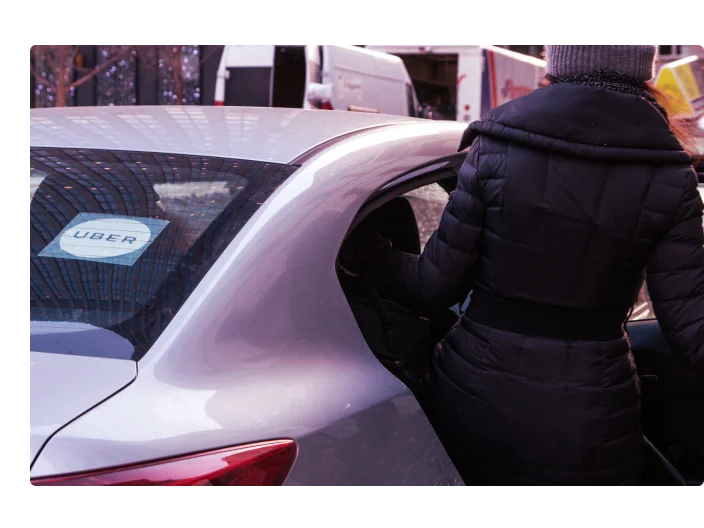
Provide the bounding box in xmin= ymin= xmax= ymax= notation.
xmin=30 ymin=351 xmax=136 ymax=467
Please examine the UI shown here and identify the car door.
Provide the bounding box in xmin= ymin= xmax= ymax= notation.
xmin=626 ymin=200 xmax=704 ymax=485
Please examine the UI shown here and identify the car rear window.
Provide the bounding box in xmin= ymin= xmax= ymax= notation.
xmin=30 ymin=148 xmax=297 ymax=360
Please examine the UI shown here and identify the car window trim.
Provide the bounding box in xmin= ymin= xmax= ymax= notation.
xmin=378 ymin=153 xmax=464 ymax=192
xmin=346 ymin=153 xmax=465 ymax=237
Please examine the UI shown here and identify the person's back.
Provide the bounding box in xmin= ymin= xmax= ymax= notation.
xmin=360 ymin=45 xmax=704 ymax=485
xmin=461 ymin=77 xmax=698 ymax=348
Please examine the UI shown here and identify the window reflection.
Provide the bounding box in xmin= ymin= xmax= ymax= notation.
xmin=403 ymin=183 xmax=450 ymax=251
xmin=30 ymin=147 xmax=297 ymax=360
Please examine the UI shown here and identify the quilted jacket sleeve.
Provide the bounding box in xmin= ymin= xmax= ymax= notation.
xmin=368 ymin=136 xmax=488 ymax=313
xmin=646 ymin=169 xmax=704 ymax=367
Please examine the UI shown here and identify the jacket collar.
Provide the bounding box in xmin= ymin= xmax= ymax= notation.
xmin=460 ymin=83 xmax=691 ymax=164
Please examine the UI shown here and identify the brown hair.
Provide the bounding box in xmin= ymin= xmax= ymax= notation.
xmin=644 ymin=83 xmax=700 ymax=162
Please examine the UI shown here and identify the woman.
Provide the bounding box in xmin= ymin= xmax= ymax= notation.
xmin=346 ymin=46 xmax=704 ymax=485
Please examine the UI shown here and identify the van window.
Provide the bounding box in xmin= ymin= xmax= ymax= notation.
xmin=225 ymin=67 xmax=272 ymax=106
xmin=272 ymin=46 xmax=307 ymax=108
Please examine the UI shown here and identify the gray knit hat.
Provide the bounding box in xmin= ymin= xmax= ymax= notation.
xmin=545 ymin=45 xmax=657 ymax=83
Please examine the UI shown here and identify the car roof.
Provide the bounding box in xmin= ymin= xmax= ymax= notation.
xmin=30 ymin=106 xmax=422 ymax=164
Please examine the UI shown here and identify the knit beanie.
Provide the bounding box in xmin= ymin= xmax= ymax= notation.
xmin=545 ymin=45 xmax=657 ymax=83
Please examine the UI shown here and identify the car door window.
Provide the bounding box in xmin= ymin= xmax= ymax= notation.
xmin=631 ymin=285 xmax=654 ymax=321
xmin=402 ymin=183 xmax=450 ymax=251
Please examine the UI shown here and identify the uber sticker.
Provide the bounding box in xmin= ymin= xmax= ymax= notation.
xmin=39 ymin=213 xmax=169 ymax=266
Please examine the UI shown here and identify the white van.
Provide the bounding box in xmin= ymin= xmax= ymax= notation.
xmin=366 ymin=44 xmax=545 ymax=123
xmin=214 ymin=45 xmax=419 ymax=117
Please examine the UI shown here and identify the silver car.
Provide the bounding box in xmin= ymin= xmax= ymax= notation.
xmin=30 ymin=105 xmax=468 ymax=485
xmin=30 ymin=106 xmax=703 ymax=485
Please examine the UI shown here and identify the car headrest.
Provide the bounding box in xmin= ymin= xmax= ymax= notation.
xmin=360 ymin=197 xmax=421 ymax=255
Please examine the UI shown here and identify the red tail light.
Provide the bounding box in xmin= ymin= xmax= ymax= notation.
xmin=32 ymin=439 xmax=297 ymax=486
xmin=321 ymin=101 xmax=333 ymax=110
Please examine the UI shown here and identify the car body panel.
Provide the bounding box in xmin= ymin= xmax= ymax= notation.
xmin=30 ymin=322 xmax=136 ymax=361
xmin=30 ymin=351 xmax=136 ymax=466
xmin=30 ymin=108 xmax=466 ymax=485
xmin=30 ymin=106 xmax=420 ymax=165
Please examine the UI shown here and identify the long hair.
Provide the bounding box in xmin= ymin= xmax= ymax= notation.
xmin=644 ymin=82 xmax=700 ymax=163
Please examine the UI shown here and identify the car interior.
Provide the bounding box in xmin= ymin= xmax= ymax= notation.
xmin=337 ymin=156 xmax=704 ymax=486
xmin=628 ymin=318 xmax=704 ymax=485
xmin=338 ymin=157 xmax=463 ymax=397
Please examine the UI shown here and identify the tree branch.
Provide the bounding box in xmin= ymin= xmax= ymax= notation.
xmin=67 ymin=48 xmax=133 ymax=91
xmin=30 ymin=64 xmax=56 ymax=89
xmin=69 ymin=45 xmax=80 ymax=63
xmin=43 ymin=46 xmax=60 ymax=77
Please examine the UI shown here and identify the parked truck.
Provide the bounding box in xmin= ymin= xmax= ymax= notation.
xmin=367 ymin=45 xmax=546 ymax=122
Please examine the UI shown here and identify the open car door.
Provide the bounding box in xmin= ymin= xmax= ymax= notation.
xmin=627 ymin=318 xmax=704 ymax=485
xmin=627 ymin=190 xmax=704 ymax=485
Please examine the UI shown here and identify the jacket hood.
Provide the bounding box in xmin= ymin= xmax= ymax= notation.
xmin=460 ymin=83 xmax=691 ymax=164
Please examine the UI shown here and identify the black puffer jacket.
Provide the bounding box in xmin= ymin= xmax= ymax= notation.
xmin=369 ymin=82 xmax=704 ymax=485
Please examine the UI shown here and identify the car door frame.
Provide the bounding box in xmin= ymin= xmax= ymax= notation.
xmin=344 ymin=152 xmax=465 ymax=240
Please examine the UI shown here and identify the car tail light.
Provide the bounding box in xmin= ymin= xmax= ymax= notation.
xmin=32 ymin=439 xmax=297 ymax=486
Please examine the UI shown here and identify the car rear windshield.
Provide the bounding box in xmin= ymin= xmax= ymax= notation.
xmin=31 ymin=148 xmax=297 ymax=361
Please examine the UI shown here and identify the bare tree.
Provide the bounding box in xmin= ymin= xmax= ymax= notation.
xmin=31 ymin=45 xmax=134 ymax=107
xmin=139 ymin=45 xmax=222 ymax=105
xmin=161 ymin=46 xmax=186 ymax=104
xmin=32 ymin=45 xmax=223 ymax=107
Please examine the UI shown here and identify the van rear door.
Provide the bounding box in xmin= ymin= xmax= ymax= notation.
xmin=321 ymin=45 xmax=408 ymax=115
